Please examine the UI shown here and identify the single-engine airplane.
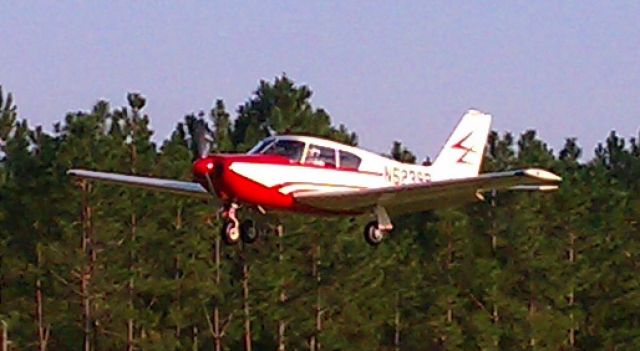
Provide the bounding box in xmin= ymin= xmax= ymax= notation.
xmin=68 ymin=110 xmax=561 ymax=246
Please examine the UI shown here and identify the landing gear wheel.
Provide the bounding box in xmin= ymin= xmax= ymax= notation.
xmin=222 ymin=221 xmax=240 ymax=245
xmin=364 ymin=221 xmax=385 ymax=246
xmin=240 ymin=219 xmax=259 ymax=244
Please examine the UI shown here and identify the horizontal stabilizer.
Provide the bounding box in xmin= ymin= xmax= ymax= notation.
xmin=509 ymin=185 xmax=559 ymax=192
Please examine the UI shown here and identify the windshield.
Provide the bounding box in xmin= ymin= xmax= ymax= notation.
xmin=261 ymin=140 xmax=305 ymax=162
xmin=247 ymin=139 xmax=274 ymax=154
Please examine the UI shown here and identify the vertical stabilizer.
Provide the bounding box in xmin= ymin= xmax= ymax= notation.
xmin=431 ymin=110 xmax=492 ymax=180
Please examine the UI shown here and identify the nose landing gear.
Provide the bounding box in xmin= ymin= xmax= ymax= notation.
xmin=220 ymin=203 xmax=269 ymax=245
xmin=221 ymin=203 xmax=241 ymax=245
xmin=221 ymin=220 xmax=240 ymax=245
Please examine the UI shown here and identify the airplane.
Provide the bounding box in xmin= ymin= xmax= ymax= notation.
xmin=68 ymin=110 xmax=562 ymax=246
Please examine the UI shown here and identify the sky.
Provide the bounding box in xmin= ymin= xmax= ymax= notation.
xmin=1 ymin=1 xmax=639 ymax=159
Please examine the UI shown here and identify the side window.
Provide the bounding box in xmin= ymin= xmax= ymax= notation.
xmin=339 ymin=151 xmax=361 ymax=170
xmin=305 ymin=144 xmax=337 ymax=167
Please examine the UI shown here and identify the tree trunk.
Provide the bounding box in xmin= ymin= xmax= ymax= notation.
xmin=127 ymin=122 xmax=138 ymax=351
xmin=440 ymin=224 xmax=454 ymax=346
xmin=0 ymin=250 xmax=3 ymax=306
xmin=206 ymin=215 xmax=230 ymax=351
xmin=490 ymin=192 xmax=498 ymax=253
xmin=568 ymin=231 xmax=576 ymax=349
xmin=529 ymin=281 xmax=536 ymax=348
xmin=446 ymin=234 xmax=453 ymax=325
xmin=127 ymin=213 xmax=136 ymax=351
xmin=36 ymin=247 xmax=49 ymax=351
xmin=175 ymin=254 xmax=181 ymax=340
xmin=277 ymin=225 xmax=286 ymax=351
xmin=490 ymin=192 xmax=500 ymax=347
xmin=1 ymin=320 xmax=7 ymax=351
xmin=242 ymin=250 xmax=252 ymax=351
xmin=175 ymin=208 xmax=183 ymax=341
xmin=309 ymin=236 xmax=321 ymax=351
xmin=213 ymin=220 xmax=222 ymax=351
xmin=192 ymin=325 xmax=199 ymax=351
xmin=81 ymin=181 xmax=93 ymax=351
xmin=394 ymin=293 xmax=401 ymax=351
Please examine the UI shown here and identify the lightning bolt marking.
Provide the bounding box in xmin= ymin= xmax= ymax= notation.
xmin=451 ymin=132 xmax=475 ymax=164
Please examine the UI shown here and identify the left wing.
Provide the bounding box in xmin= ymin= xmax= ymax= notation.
xmin=294 ymin=168 xmax=561 ymax=215
xmin=68 ymin=169 xmax=212 ymax=199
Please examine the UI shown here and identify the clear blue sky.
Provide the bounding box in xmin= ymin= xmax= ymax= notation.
xmin=1 ymin=1 xmax=639 ymax=159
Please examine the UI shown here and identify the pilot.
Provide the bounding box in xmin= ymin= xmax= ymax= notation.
xmin=306 ymin=147 xmax=325 ymax=166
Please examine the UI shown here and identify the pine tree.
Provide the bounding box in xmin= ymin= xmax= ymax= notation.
xmin=2 ymin=78 xmax=640 ymax=349
xmin=466 ymin=131 xmax=517 ymax=349
xmin=0 ymin=86 xmax=17 ymax=324
xmin=54 ymin=104 xmax=112 ymax=350
xmin=0 ymin=94 xmax=36 ymax=349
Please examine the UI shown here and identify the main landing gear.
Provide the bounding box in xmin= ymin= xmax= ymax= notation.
xmin=363 ymin=205 xmax=393 ymax=246
xmin=221 ymin=203 xmax=394 ymax=247
xmin=220 ymin=203 xmax=267 ymax=245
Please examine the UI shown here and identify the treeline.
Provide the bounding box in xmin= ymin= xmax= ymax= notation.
xmin=0 ymin=76 xmax=639 ymax=350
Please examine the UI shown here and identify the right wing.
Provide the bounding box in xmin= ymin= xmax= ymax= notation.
xmin=67 ymin=169 xmax=212 ymax=200
xmin=294 ymin=168 xmax=561 ymax=215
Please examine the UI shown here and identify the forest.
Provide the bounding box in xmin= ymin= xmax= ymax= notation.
xmin=0 ymin=75 xmax=639 ymax=350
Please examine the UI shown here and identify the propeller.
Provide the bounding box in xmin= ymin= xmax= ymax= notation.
xmin=193 ymin=118 xmax=213 ymax=160
xmin=189 ymin=117 xmax=218 ymax=197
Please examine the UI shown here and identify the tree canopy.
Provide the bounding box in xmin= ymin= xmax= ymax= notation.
xmin=0 ymin=76 xmax=639 ymax=350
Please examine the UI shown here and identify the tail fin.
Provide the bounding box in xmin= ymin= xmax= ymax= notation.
xmin=431 ymin=110 xmax=492 ymax=180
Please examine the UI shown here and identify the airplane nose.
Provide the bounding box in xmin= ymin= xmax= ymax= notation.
xmin=193 ymin=156 xmax=227 ymax=183
xmin=192 ymin=156 xmax=231 ymax=199
xmin=192 ymin=158 xmax=215 ymax=177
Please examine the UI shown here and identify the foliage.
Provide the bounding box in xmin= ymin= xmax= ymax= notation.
xmin=0 ymin=78 xmax=639 ymax=350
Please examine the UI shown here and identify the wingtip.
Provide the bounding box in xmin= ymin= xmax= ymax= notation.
xmin=524 ymin=168 xmax=562 ymax=183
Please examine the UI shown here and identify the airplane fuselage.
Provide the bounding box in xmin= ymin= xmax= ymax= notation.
xmin=192 ymin=135 xmax=433 ymax=214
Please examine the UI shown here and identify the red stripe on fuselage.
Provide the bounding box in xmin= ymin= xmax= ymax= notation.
xmin=274 ymin=181 xmax=367 ymax=191
xmin=192 ymin=153 xmax=374 ymax=215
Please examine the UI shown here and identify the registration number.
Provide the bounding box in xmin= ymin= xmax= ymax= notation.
xmin=384 ymin=166 xmax=431 ymax=185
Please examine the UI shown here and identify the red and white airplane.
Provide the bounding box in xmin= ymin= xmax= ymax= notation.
xmin=68 ymin=110 xmax=561 ymax=246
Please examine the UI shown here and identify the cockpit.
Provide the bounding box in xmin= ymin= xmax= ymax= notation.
xmin=248 ymin=136 xmax=362 ymax=170
xmin=248 ymin=139 xmax=305 ymax=162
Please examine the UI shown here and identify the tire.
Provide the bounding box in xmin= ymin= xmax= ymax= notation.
xmin=364 ymin=221 xmax=384 ymax=246
xmin=240 ymin=220 xmax=259 ymax=244
xmin=221 ymin=221 xmax=240 ymax=245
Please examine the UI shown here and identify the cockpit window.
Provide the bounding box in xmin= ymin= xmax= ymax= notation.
xmin=261 ymin=139 xmax=305 ymax=162
xmin=248 ymin=139 xmax=274 ymax=154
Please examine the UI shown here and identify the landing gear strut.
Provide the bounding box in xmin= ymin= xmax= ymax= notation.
xmin=220 ymin=204 xmax=266 ymax=245
xmin=221 ymin=203 xmax=240 ymax=245
xmin=363 ymin=205 xmax=393 ymax=246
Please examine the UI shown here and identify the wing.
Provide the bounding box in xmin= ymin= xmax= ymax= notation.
xmin=294 ymin=168 xmax=561 ymax=215
xmin=68 ymin=169 xmax=212 ymax=200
